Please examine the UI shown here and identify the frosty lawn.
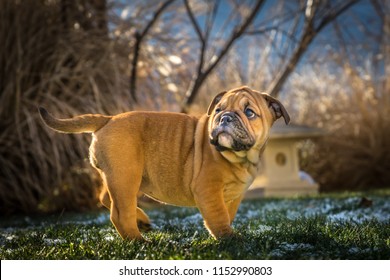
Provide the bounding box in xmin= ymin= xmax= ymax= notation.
xmin=1 ymin=191 xmax=389 ymax=259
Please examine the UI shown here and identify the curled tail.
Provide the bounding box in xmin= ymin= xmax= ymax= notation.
xmin=38 ymin=107 xmax=111 ymax=134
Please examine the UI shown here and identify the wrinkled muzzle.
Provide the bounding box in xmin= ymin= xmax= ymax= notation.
xmin=210 ymin=111 xmax=255 ymax=152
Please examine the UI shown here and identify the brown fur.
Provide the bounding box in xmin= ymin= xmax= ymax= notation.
xmin=39 ymin=86 xmax=289 ymax=240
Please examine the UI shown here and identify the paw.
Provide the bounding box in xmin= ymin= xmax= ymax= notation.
xmin=210 ymin=225 xmax=234 ymax=239
xmin=137 ymin=220 xmax=153 ymax=232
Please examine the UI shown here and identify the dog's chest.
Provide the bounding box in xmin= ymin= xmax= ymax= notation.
xmin=223 ymin=181 xmax=250 ymax=202
xmin=222 ymin=163 xmax=257 ymax=202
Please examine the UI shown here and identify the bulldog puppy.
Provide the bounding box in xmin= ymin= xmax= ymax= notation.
xmin=39 ymin=86 xmax=289 ymax=240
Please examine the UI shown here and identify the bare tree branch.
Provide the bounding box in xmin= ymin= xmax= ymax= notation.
xmin=184 ymin=0 xmax=204 ymax=43
xmin=204 ymin=0 xmax=220 ymax=42
xmin=183 ymin=0 xmax=265 ymax=110
xmin=129 ymin=0 xmax=176 ymax=103
xmin=315 ymin=0 xmax=360 ymax=33
xmin=184 ymin=0 xmax=207 ymax=80
xmin=267 ymin=0 xmax=360 ymax=97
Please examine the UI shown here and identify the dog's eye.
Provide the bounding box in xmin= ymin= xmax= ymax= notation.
xmin=215 ymin=108 xmax=222 ymax=114
xmin=245 ymin=108 xmax=256 ymax=119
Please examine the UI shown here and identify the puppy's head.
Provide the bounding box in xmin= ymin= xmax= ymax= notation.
xmin=207 ymin=86 xmax=290 ymax=161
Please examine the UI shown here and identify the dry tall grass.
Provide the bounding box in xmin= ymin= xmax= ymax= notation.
xmin=289 ymin=63 xmax=390 ymax=191
xmin=0 ymin=0 xmax=131 ymax=214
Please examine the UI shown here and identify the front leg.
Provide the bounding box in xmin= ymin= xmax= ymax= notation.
xmin=226 ymin=194 xmax=244 ymax=224
xmin=195 ymin=188 xmax=233 ymax=239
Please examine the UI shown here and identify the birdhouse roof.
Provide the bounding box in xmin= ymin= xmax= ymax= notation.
xmin=270 ymin=120 xmax=325 ymax=140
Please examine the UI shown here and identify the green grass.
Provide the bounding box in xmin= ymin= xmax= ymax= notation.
xmin=1 ymin=191 xmax=390 ymax=260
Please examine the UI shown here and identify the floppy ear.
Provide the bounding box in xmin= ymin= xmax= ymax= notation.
xmin=262 ymin=93 xmax=290 ymax=124
xmin=207 ymin=91 xmax=227 ymax=115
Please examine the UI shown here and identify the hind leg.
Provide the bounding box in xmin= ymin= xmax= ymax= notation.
xmin=99 ymin=187 xmax=111 ymax=209
xmin=136 ymin=207 xmax=152 ymax=232
xmin=91 ymin=130 xmax=147 ymax=240
xmin=99 ymin=188 xmax=152 ymax=232
xmin=98 ymin=163 xmax=143 ymax=240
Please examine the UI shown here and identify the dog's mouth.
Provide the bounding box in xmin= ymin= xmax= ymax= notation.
xmin=210 ymin=113 xmax=254 ymax=152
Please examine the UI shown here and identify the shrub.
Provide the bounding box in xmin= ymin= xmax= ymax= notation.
xmin=289 ymin=63 xmax=390 ymax=191
xmin=0 ymin=0 xmax=130 ymax=214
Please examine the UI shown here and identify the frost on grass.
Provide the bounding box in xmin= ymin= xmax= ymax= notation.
xmin=148 ymin=210 xmax=203 ymax=231
xmin=43 ymin=238 xmax=66 ymax=246
xmin=251 ymin=225 xmax=273 ymax=235
xmin=270 ymin=242 xmax=315 ymax=258
xmin=237 ymin=196 xmax=390 ymax=226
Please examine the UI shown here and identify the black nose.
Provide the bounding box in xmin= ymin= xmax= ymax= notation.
xmin=220 ymin=112 xmax=234 ymax=125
